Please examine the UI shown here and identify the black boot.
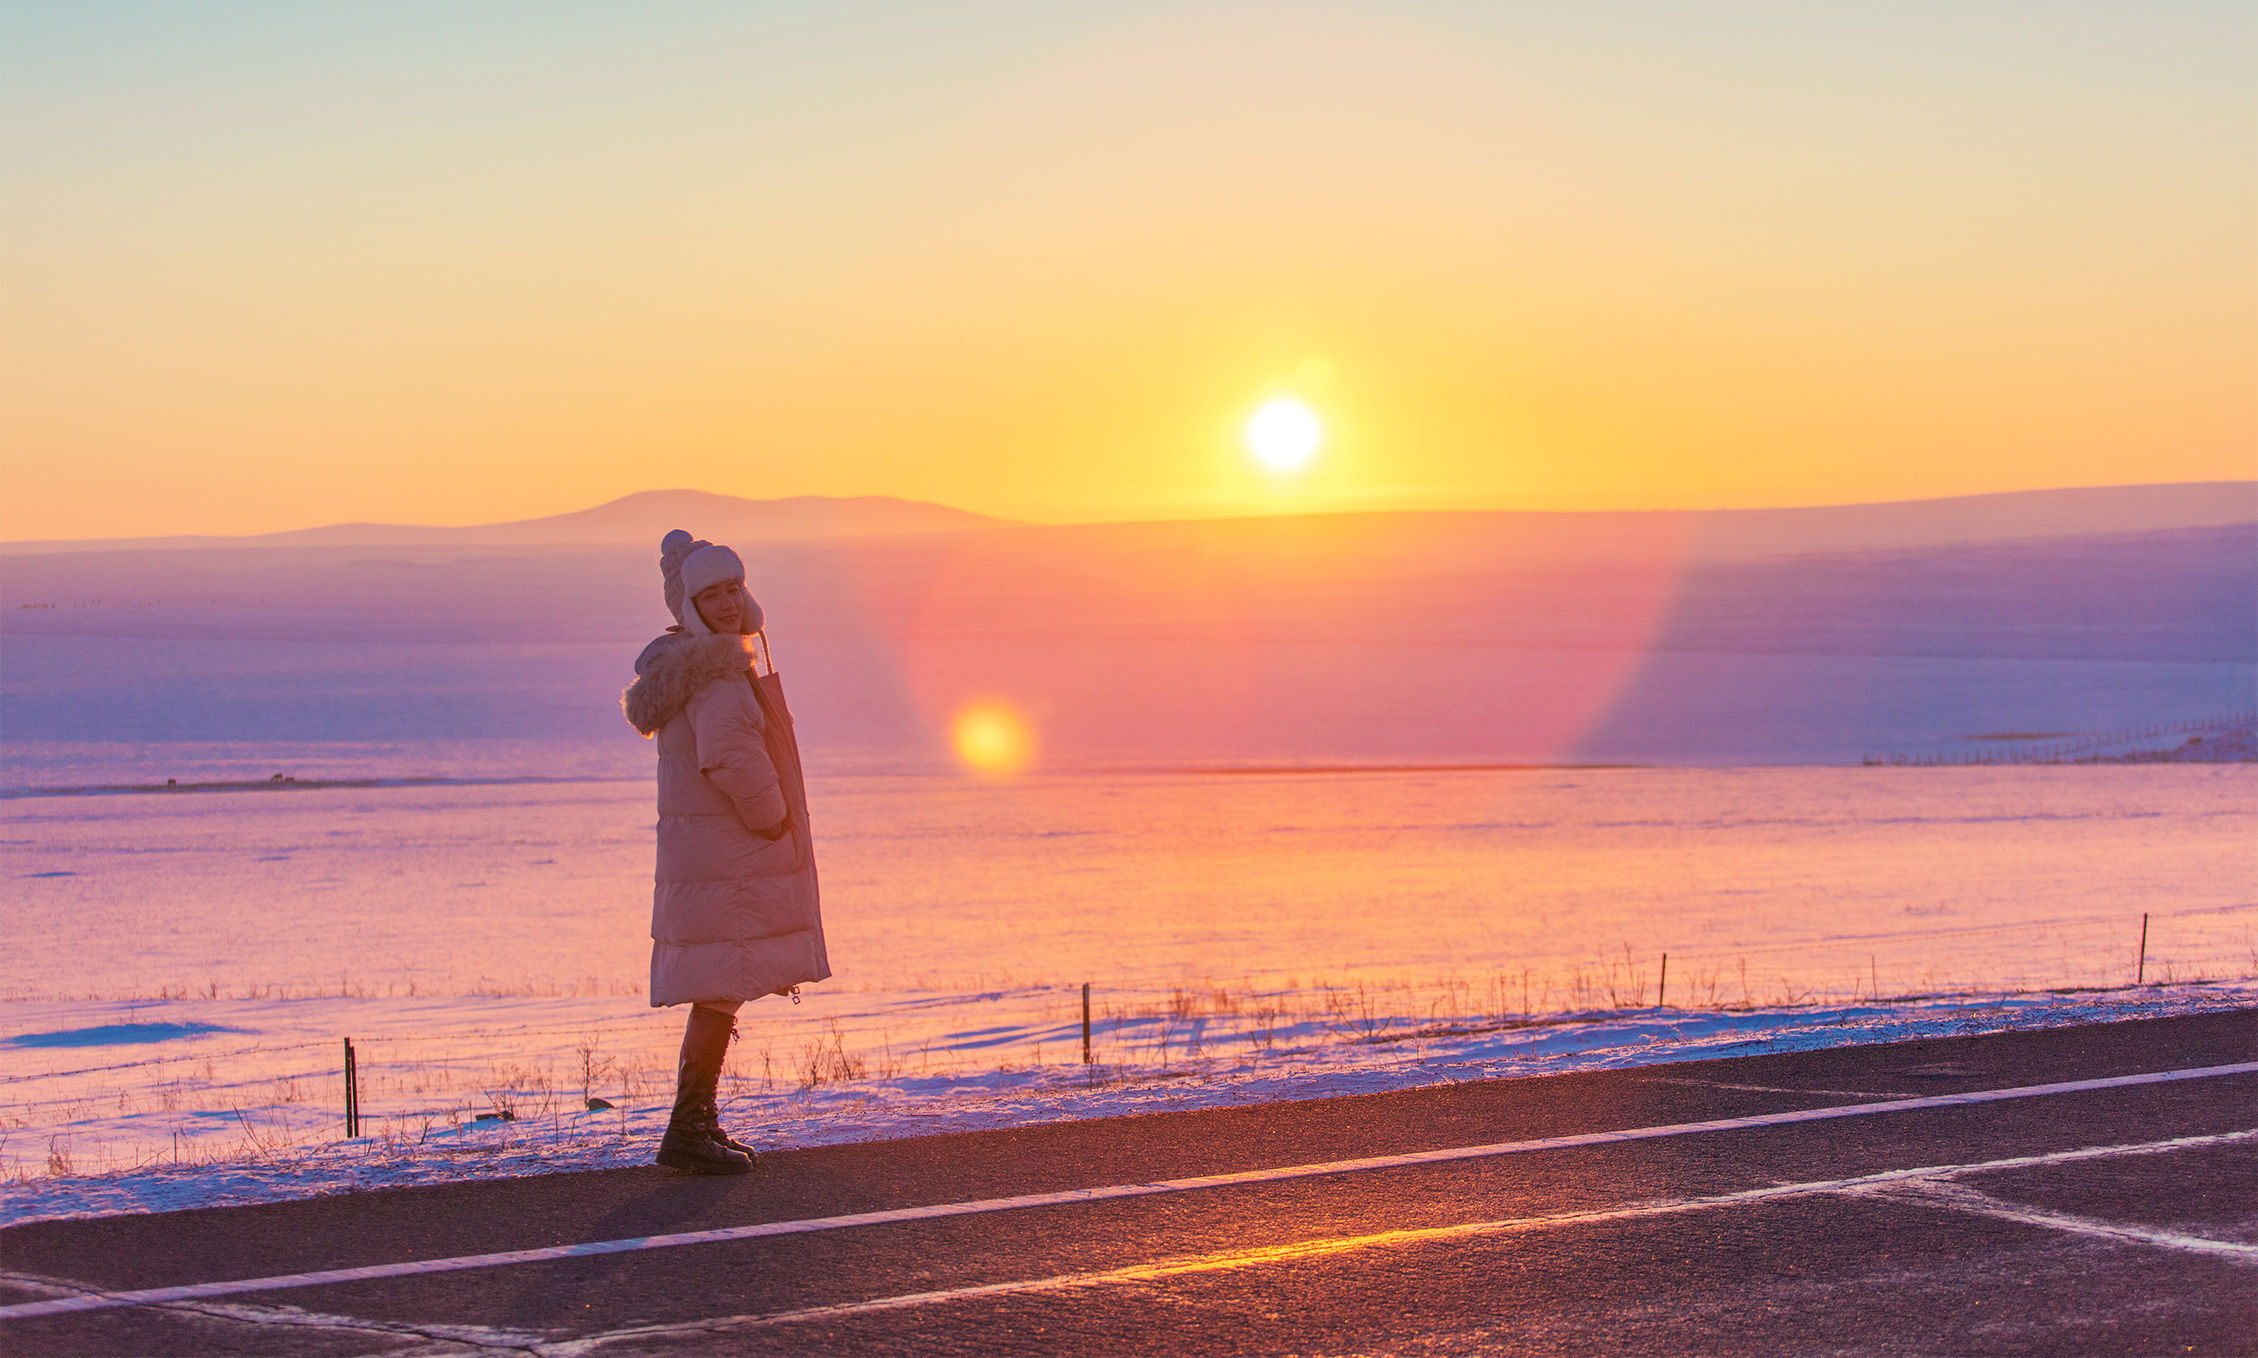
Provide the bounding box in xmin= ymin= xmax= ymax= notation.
xmin=656 ymin=1006 xmax=753 ymax=1175
xmin=696 ymin=1017 xmax=758 ymax=1157
xmin=701 ymin=1092 xmax=757 ymax=1158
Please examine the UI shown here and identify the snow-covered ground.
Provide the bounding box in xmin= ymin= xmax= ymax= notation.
xmin=4 ymin=983 xmax=2248 ymax=1226
xmin=4 ymin=764 xmax=2253 ymax=1223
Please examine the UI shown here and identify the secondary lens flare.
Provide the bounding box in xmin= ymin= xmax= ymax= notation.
xmin=1244 ymin=397 xmax=1323 ymax=472
xmin=952 ymin=702 xmax=1036 ymax=776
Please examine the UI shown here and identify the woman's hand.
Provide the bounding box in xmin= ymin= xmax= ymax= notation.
xmin=687 ymin=677 xmax=790 ymax=836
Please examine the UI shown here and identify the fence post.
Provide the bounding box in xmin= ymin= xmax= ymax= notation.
xmin=343 ymin=1038 xmax=359 ymax=1138
xmin=1657 ymin=954 xmax=1668 ymax=1008
xmin=2135 ymin=913 xmax=2149 ymax=986
xmin=1081 ymin=983 xmax=1092 ymax=1065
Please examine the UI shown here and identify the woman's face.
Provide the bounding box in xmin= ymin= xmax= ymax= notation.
xmin=693 ymin=580 xmax=746 ymax=634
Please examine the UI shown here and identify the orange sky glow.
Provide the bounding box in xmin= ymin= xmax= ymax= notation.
xmin=2 ymin=2 xmax=2252 ymax=541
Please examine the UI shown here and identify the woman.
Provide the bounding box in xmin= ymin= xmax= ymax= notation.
xmin=622 ymin=529 xmax=829 ymax=1174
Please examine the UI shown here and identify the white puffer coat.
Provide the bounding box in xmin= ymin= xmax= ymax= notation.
xmin=623 ymin=632 xmax=829 ymax=1007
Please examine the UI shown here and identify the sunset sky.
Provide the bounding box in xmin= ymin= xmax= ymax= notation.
xmin=2 ymin=1 xmax=2253 ymax=541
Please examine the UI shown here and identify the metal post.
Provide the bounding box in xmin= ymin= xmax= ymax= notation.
xmin=343 ymin=1038 xmax=358 ymax=1138
xmin=1081 ymin=983 xmax=1092 ymax=1065
xmin=2136 ymin=913 xmax=2149 ymax=985
xmin=1657 ymin=954 xmax=1668 ymax=1008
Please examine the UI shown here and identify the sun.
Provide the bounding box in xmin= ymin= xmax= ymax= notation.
xmin=951 ymin=701 xmax=1035 ymax=776
xmin=1243 ymin=397 xmax=1323 ymax=473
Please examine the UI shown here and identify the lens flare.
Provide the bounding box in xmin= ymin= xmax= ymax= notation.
xmin=1243 ymin=397 xmax=1323 ymax=472
xmin=952 ymin=702 xmax=1036 ymax=776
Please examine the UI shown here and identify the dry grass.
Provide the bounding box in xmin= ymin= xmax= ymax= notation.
xmin=574 ymin=1034 xmax=617 ymax=1109
xmin=797 ymin=1022 xmax=867 ymax=1089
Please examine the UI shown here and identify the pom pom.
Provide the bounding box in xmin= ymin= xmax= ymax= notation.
xmin=659 ymin=529 xmax=710 ymax=626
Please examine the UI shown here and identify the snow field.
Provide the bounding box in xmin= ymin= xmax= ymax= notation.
xmin=4 ymin=764 xmax=2253 ymax=1222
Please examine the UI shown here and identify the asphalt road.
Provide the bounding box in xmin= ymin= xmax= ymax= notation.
xmin=4 ymin=1009 xmax=2253 ymax=1356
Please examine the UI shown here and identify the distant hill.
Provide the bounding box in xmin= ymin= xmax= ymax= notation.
xmin=3 ymin=482 xmax=2249 ymax=559
xmin=5 ymin=483 xmax=2250 ymax=767
xmin=0 ymin=491 xmax=1005 ymax=554
xmin=1677 ymin=481 xmax=2258 ymax=558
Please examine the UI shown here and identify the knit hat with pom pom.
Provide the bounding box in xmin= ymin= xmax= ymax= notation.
xmin=659 ymin=530 xmax=762 ymax=635
xmin=681 ymin=544 xmax=744 ymax=602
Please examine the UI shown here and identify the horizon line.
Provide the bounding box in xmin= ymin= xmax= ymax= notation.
xmin=3 ymin=478 xmax=2253 ymax=549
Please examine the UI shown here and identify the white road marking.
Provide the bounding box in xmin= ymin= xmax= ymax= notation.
xmin=1863 ymin=1179 xmax=2258 ymax=1262
xmin=4 ymin=1269 xmax=547 ymax=1353
xmin=556 ymin=1129 xmax=2258 ymax=1349
xmin=0 ymin=1272 xmax=79 ymax=1304
xmin=3 ymin=1060 xmax=2252 ymax=1323
xmin=1638 ymin=1077 xmax=1897 ymax=1099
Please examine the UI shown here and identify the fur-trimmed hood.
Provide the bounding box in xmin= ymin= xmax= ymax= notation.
xmin=621 ymin=631 xmax=755 ymax=736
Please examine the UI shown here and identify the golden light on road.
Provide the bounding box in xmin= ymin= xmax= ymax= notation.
xmin=952 ymin=702 xmax=1036 ymax=776
xmin=1243 ymin=397 xmax=1323 ymax=473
